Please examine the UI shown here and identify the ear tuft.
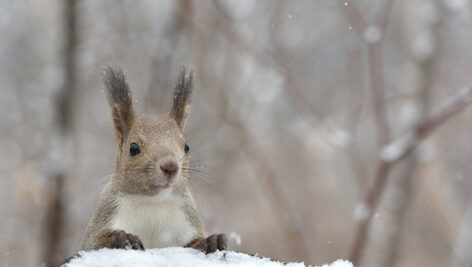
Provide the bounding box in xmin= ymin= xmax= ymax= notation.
xmin=103 ymin=66 xmax=135 ymax=145
xmin=170 ymin=67 xmax=193 ymax=130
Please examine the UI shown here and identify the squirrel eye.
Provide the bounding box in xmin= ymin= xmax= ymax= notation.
xmin=129 ymin=143 xmax=141 ymax=156
xmin=184 ymin=142 xmax=190 ymax=154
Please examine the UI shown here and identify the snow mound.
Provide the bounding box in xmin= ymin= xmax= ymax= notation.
xmin=64 ymin=247 xmax=353 ymax=267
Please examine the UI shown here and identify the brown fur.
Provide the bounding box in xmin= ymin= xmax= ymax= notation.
xmin=170 ymin=68 xmax=193 ymax=130
xmin=79 ymin=67 xmax=225 ymax=253
xmin=103 ymin=67 xmax=135 ymax=147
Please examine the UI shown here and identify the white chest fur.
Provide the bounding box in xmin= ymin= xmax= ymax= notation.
xmin=110 ymin=193 xmax=198 ymax=249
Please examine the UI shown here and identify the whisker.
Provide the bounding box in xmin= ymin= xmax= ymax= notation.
xmin=181 ymin=167 xmax=208 ymax=174
xmin=183 ymin=174 xmax=211 ymax=186
xmin=181 ymin=170 xmax=211 ymax=181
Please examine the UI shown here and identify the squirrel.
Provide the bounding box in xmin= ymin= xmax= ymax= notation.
xmin=79 ymin=66 xmax=227 ymax=254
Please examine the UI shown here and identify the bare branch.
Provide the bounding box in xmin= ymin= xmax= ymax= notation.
xmin=191 ymin=4 xmax=313 ymax=260
xmin=349 ymin=160 xmax=391 ymax=265
xmin=368 ymin=44 xmax=391 ymax=146
xmin=194 ymin=4 xmax=344 ymax=143
xmin=350 ymin=85 xmax=472 ymax=265
xmin=340 ymin=0 xmax=396 ymax=147
xmin=382 ymin=86 xmax=472 ymax=164
xmin=340 ymin=1 xmax=413 ymax=265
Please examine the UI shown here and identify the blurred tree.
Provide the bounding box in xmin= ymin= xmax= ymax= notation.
xmin=43 ymin=0 xmax=78 ymax=266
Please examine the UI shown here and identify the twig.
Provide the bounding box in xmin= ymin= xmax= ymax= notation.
xmin=350 ymin=85 xmax=472 ymax=264
xmin=338 ymin=0 xmax=398 ymax=264
xmin=339 ymin=0 xmax=396 ymax=146
xmin=194 ymin=4 xmax=344 ymax=142
xmin=191 ymin=4 xmax=312 ymax=260
xmin=381 ymin=86 xmax=472 ymax=164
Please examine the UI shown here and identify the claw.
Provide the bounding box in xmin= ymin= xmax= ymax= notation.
xmin=196 ymin=233 xmax=227 ymax=254
xmin=109 ymin=230 xmax=144 ymax=250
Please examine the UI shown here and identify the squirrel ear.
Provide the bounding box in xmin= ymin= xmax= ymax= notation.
xmin=103 ymin=66 xmax=135 ymax=146
xmin=170 ymin=68 xmax=193 ymax=130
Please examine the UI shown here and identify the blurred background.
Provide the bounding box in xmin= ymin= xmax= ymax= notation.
xmin=1 ymin=0 xmax=472 ymax=266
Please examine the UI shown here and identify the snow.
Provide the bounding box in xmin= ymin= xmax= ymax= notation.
xmin=363 ymin=25 xmax=381 ymax=44
xmin=330 ymin=130 xmax=352 ymax=149
xmin=229 ymin=232 xmax=242 ymax=245
xmin=63 ymin=247 xmax=353 ymax=267
xmin=380 ymin=133 xmax=414 ymax=162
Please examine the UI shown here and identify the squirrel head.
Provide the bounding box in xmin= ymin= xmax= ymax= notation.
xmin=103 ymin=66 xmax=193 ymax=198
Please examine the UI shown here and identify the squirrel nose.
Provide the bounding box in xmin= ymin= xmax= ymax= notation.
xmin=160 ymin=161 xmax=178 ymax=178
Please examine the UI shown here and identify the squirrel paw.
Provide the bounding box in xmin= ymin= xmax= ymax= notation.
xmin=196 ymin=234 xmax=227 ymax=254
xmin=109 ymin=230 xmax=144 ymax=250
